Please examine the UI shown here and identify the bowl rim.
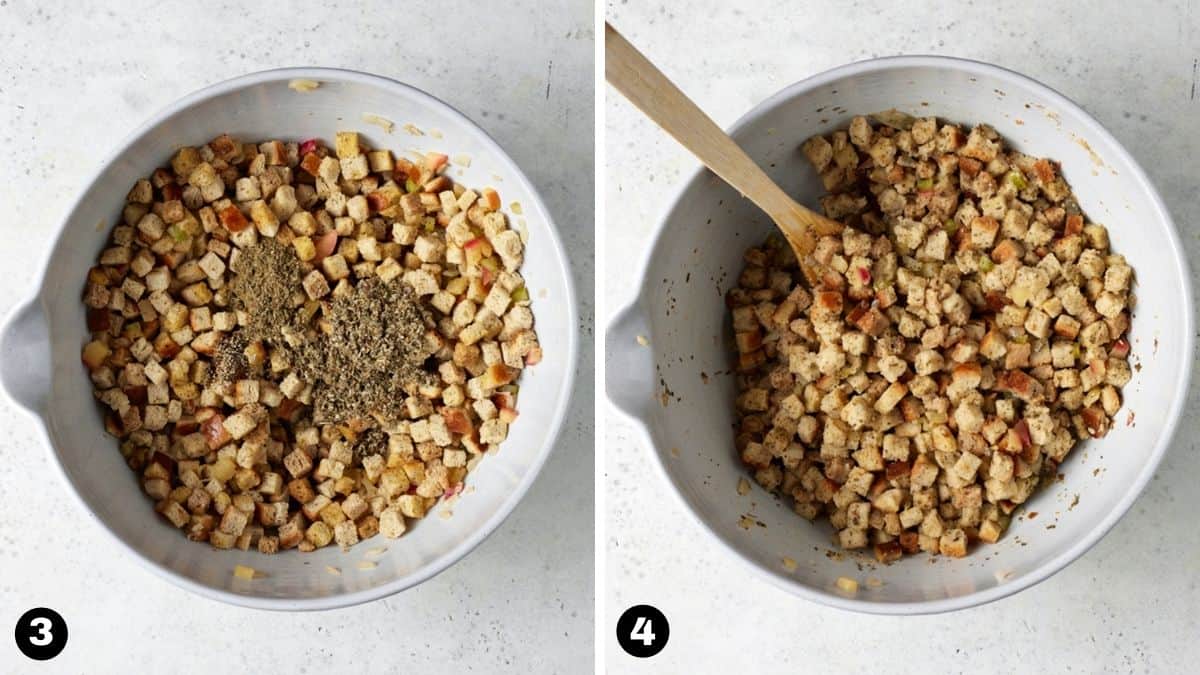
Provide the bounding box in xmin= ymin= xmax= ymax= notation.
xmin=609 ymin=54 xmax=1193 ymax=614
xmin=5 ymin=66 xmax=579 ymax=611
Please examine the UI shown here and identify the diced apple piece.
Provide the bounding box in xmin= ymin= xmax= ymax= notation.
xmin=524 ymin=345 xmax=542 ymax=366
xmin=202 ymin=412 xmax=232 ymax=450
xmin=424 ymin=152 xmax=448 ymax=173
xmin=480 ymin=363 xmax=517 ymax=389
xmin=313 ymin=231 xmax=338 ymax=264
xmin=481 ymin=188 xmax=502 ymax=211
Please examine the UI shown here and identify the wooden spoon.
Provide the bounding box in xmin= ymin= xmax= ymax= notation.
xmin=605 ymin=23 xmax=842 ymax=279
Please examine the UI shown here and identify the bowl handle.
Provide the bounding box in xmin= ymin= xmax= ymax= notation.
xmin=0 ymin=296 xmax=51 ymax=417
xmin=605 ymin=298 xmax=656 ymax=422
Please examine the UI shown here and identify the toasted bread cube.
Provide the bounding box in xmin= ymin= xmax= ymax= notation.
xmin=346 ymin=194 xmax=369 ymax=223
xmin=302 ymin=269 xmax=331 ymax=300
xmin=305 ymin=521 xmax=334 ymax=548
xmin=403 ymin=269 xmax=439 ymax=296
xmin=334 ymin=131 xmax=361 ymax=159
xmin=939 ymin=528 xmax=968 ymax=557
xmin=317 ymin=156 xmax=342 ymax=185
xmin=218 ymin=506 xmax=250 ymax=536
xmin=376 ymin=257 xmax=403 ymax=282
xmin=314 ymin=457 xmax=345 ymax=481
xmin=413 ymin=234 xmax=446 ymax=263
xmin=874 ymin=382 xmax=908 ymax=413
xmin=157 ymin=500 xmax=190 ymax=528
xmin=397 ymin=494 xmax=427 ymax=519
xmin=217 ymin=411 xmax=254 ymax=441
xmin=247 ymin=200 xmax=279 ymax=237
xmin=235 ymin=177 xmax=261 ymax=202
xmin=341 ymin=493 xmax=369 ymax=521
xmin=340 ymin=154 xmax=370 ymax=181
xmin=380 ymin=507 xmax=407 ymax=538
xmin=379 ymin=469 xmax=411 ymax=499
xmin=367 ymin=149 xmax=394 ymax=172
xmin=492 ymin=230 xmax=524 ymax=270
xmin=321 ymin=253 xmax=350 ymax=281
xmin=479 ymin=418 xmax=508 ymax=444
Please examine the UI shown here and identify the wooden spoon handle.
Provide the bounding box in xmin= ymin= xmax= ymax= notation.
xmin=605 ymin=23 xmax=837 ymax=254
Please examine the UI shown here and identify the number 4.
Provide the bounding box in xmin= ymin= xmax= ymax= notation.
xmin=630 ymin=616 xmax=655 ymax=646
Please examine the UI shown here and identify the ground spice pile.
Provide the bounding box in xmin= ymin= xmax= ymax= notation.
xmin=217 ymin=238 xmax=432 ymax=423
xmin=293 ymin=277 xmax=435 ymax=424
xmin=228 ymin=238 xmax=303 ymax=341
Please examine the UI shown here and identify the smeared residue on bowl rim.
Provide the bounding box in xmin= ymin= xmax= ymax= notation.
xmin=361 ymin=113 xmax=395 ymax=133
xmin=288 ymin=79 xmax=320 ymax=92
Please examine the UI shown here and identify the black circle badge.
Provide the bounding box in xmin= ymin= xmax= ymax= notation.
xmin=616 ymin=604 xmax=669 ymax=658
xmin=14 ymin=608 xmax=67 ymax=660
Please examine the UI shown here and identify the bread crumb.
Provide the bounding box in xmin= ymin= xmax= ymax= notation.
xmin=288 ymin=79 xmax=320 ymax=92
xmin=835 ymin=576 xmax=859 ymax=595
xmin=233 ymin=564 xmax=257 ymax=580
xmin=452 ymin=154 xmax=472 ymax=167
xmin=429 ymin=128 xmax=444 ymax=139
xmin=361 ymin=113 xmax=395 ymax=133
xmin=365 ymin=547 xmax=388 ymax=557
xmin=402 ymin=123 xmax=424 ymax=136
xmin=510 ymin=201 xmax=524 ymax=215
xmin=357 ymin=561 xmax=378 ymax=570
xmin=866 ymin=577 xmax=883 ymax=588
xmin=782 ymin=556 xmax=797 ymax=571
xmin=325 ymin=566 xmax=341 ymax=576
xmin=736 ymin=477 xmax=751 ymax=496
xmin=669 ymin=446 xmax=681 ymax=458
xmin=636 ymin=335 xmax=650 ymax=346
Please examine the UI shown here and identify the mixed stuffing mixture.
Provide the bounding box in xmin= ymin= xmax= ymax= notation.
xmin=731 ymin=114 xmax=1134 ymax=562
xmin=82 ymin=131 xmax=539 ymax=554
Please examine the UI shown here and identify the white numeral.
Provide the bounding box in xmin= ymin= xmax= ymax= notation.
xmin=29 ymin=617 xmax=52 ymax=646
xmin=630 ymin=616 xmax=655 ymax=646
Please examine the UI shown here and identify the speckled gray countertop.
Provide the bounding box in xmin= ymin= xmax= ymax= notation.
xmin=0 ymin=1 xmax=593 ymax=671
xmin=605 ymin=1 xmax=1199 ymax=672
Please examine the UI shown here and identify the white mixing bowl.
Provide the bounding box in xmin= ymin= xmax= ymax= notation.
xmin=606 ymin=56 xmax=1192 ymax=614
xmin=0 ymin=68 xmax=578 ymax=610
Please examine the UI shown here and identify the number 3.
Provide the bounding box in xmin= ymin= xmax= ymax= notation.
xmin=29 ymin=617 xmax=53 ymax=646
xmin=630 ymin=616 xmax=655 ymax=646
